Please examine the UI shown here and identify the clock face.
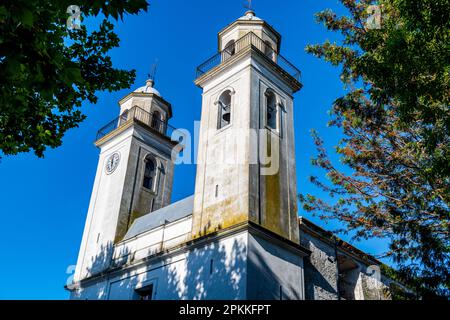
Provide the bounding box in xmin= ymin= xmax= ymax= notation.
xmin=105 ymin=152 xmax=120 ymax=174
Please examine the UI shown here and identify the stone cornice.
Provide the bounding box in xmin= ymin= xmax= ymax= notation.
xmin=94 ymin=119 xmax=178 ymax=149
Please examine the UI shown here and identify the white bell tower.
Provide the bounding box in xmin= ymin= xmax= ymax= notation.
xmin=190 ymin=10 xmax=306 ymax=299
xmin=73 ymin=79 xmax=178 ymax=281
xmin=192 ymin=10 xmax=302 ymax=242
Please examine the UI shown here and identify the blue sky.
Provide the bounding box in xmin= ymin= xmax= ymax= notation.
xmin=0 ymin=0 xmax=389 ymax=299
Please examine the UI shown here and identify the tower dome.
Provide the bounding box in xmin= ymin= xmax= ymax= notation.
xmin=238 ymin=10 xmax=262 ymax=21
xmin=134 ymin=79 xmax=161 ymax=97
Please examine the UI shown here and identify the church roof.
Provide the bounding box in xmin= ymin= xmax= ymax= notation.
xmin=123 ymin=195 xmax=194 ymax=240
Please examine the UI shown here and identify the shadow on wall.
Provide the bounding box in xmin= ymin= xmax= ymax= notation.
xmin=74 ymin=233 xmax=302 ymax=300
xmin=248 ymin=235 xmax=303 ymax=300
xmin=71 ymin=242 xmax=129 ymax=300
xmin=86 ymin=242 xmax=115 ymax=277
xmin=78 ymin=236 xmax=248 ymax=300
xmin=161 ymin=238 xmax=247 ymax=300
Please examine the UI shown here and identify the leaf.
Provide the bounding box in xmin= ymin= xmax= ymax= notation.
xmin=21 ymin=9 xmax=34 ymax=27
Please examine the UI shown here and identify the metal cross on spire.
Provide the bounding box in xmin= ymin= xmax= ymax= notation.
xmin=244 ymin=0 xmax=253 ymax=10
xmin=147 ymin=59 xmax=159 ymax=81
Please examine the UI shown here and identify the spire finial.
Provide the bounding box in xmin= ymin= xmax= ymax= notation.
xmin=244 ymin=0 xmax=255 ymax=19
xmin=147 ymin=58 xmax=159 ymax=85
xmin=146 ymin=79 xmax=154 ymax=88
xmin=244 ymin=0 xmax=253 ymax=10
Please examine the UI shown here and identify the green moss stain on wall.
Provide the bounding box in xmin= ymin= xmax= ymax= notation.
xmin=192 ymin=195 xmax=249 ymax=239
xmin=264 ymin=168 xmax=283 ymax=237
xmin=261 ymin=130 xmax=288 ymax=239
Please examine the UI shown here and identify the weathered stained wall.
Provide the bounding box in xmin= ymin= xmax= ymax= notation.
xmin=192 ymin=59 xmax=253 ymax=238
xmin=301 ymin=232 xmax=339 ymax=300
xmin=116 ymin=126 xmax=175 ymax=242
xmin=250 ymin=57 xmax=299 ymax=243
xmin=192 ymin=50 xmax=300 ymax=244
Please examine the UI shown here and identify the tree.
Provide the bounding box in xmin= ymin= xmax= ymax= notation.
xmin=0 ymin=0 xmax=148 ymax=158
xmin=300 ymin=0 xmax=449 ymax=297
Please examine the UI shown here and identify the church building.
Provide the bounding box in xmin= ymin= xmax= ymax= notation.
xmin=68 ymin=11 xmax=398 ymax=300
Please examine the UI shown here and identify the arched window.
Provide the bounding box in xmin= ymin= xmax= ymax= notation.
xmin=143 ymin=156 xmax=156 ymax=190
xmin=266 ymin=90 xmax=277 ymax=130
xmin=223 ymin=40 xmax=236 ymax=60
xmin=218 ymin=90 xmax=232 ymax=129
xmin=151 ymin=111 xmax=162 ymax=132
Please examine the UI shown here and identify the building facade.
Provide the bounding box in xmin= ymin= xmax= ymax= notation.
xmin=68 ymin=11 xmax=395 ymax=300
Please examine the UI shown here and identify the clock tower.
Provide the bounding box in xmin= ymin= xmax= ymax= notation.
xmin=73 ymin=79 xmax=178 ymax=282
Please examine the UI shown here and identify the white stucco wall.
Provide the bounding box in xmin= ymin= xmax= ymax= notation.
xmin=71 ymin=228 xmax=306 ymax=300
xmin=73 ymin=128 xmax=134 ymax=282
xmin=113 ymin=216 xmax=192 ymax=266
xmin=71 ymin=230 xmax=249 ymax=300
xmin=247 ymin=233 xmax=305 ymax=300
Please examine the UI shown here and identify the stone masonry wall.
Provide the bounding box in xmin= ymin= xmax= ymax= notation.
xmin=300 ymin=228 xmax=392 ymax=300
